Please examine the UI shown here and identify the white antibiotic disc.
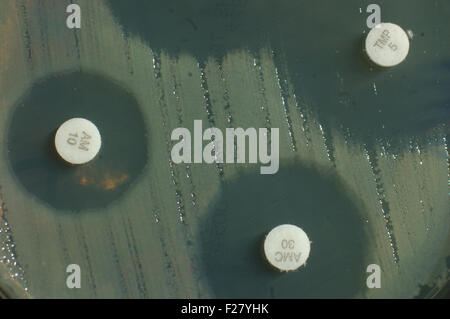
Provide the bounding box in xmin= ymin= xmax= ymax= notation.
xmin=365 ymin=22 xmax=410 ymax=67
xmin=54 ymin=118 xmax=102 ymax=165
xmin=264 ymin=224 xmax=311 ymax=272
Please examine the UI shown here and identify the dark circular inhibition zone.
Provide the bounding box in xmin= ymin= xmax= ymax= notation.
xmin=6 ymin=72 xmax=148 ymax=211
xmin=200 ymin=164 xmax=370 ymax=298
